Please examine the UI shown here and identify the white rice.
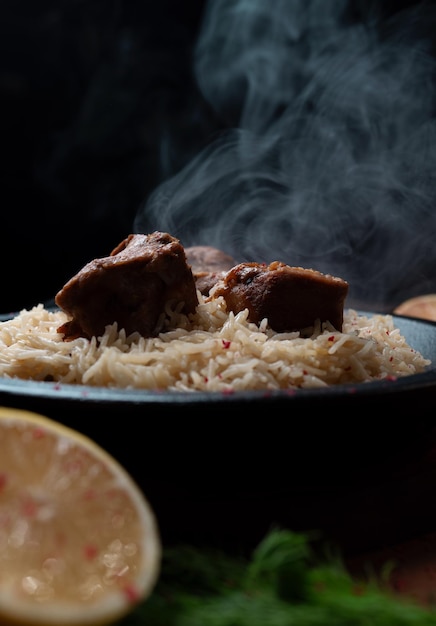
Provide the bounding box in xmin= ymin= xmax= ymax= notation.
xmin=0 ymin=296 xmax=431 ymax=392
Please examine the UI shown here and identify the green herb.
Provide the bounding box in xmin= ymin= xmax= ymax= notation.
xmin=120 ymin=528 xmax=436 ymax=626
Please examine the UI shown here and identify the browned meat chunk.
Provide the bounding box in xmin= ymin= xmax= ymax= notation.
xmin=208 ymin=261 xmax=349 ymax=332
xmin=55 ymin=232 xmax=199 ymax=340
xmin=185 ymin=245 xmax=237 ymax=274
xmin=185 ymin=245 xmax=237 ymax=296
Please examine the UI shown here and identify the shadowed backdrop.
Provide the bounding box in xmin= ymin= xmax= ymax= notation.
xmin=2 ymin=0 xmax=435 ymax=313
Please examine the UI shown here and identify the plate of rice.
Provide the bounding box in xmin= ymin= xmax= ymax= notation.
xmin=0 ymin=297 xmax=434 ymax=406
xmin=0 ymin=299 xmax=435 ymax=542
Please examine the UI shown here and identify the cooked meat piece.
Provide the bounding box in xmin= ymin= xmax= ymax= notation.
xmin=194 ymin=272 xmax=228 ymax=296
xmin=55 ymin=232 xmax=199 ymax=340
xmin=185 ymin=245 xmax=237 ymax=296
xmin=208 ymin=261 xmax=349 ymax=332
xmin=185 ymin=245 xmax=237 ymax=274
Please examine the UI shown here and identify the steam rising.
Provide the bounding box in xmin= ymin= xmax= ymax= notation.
xmin=134 ymin=0 xmax=436 ymax=310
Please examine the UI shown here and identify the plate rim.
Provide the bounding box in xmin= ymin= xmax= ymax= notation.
xmin=0 ymin=308 xmax=435 ymax=404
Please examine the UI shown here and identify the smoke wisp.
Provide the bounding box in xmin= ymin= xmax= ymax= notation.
xmin=134 ymin=0 xmax=436 ymax=310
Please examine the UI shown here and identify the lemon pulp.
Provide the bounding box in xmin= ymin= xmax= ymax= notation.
xmin=0 ymin=407 xmax=160 ymax=626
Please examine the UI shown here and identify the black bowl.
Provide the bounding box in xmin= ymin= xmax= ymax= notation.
xmin=0 ymin=311 xmax=435 ymax=555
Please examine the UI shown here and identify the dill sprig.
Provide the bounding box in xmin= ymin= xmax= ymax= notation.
xmin=121 ymin=528 xmax=436 ymax=626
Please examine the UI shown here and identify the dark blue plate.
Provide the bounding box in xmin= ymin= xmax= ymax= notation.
xmin=1 ymin=309 xmax=435 ymax=556
xmin=0 ymin=310 xmax=435 ymax=407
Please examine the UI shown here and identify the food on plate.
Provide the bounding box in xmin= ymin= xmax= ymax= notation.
xmin=190 ymin=251 xmax=349 ymax=333
xmin=55 ymin=232 xmax=199 ymax=341
xmin=209 ymin=261 xmax=349 ymax=333
xmin=185 ymin=245 xmax=237 ymax=295
xmin=0 ymin=406 xmax=161 ymax=626
xmin=0 ymin=231 xmax=430 ymax=391
xmin=0 ymin=303 xmax=430 ymax=391
xmin=55 ymin=232 xmax=349 ymax=339
xmin=393 ymin=294 xmax=436 ymax=322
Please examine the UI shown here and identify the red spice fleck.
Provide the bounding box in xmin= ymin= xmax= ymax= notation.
xmin=32 ymin=427 xmax=45 ymax=439
xmin=105 ymin=488 xmax=121 ymax=499
xmin=385 ymin=375 xmax=398 ymax=382
xmin=65 ymin=459 xmax=83 ymax=473
xmin=123 ymin=584 xmax=140 ymax=603
xmin=0 ymin=473 xmax=7 ymax=492
xmin=83 ymin=489 xmax=97 ymax=501
xmin=222 ymin=339 xmax=231 ymax=349
xmin=222 ymin=388 xmax=235 ymax=396
xmin=22 ymin=498 xmax=37 ymax=517
xmin=0 ymin=512 xmax=11 ymax=528
xmin=389 ymin=356 xmax=394 ymax=362
xmin=303 ymin=370 xmax=308 ymax=375
xmin=386 ymin=330 xmax=390 ymax=336
xmin=328 ymin=335 xmax=335 ymax=342
xmin=84 ymin=544 xmax=99 ymax=560
xmin=204 ymin=377 xmax=208 ymax=383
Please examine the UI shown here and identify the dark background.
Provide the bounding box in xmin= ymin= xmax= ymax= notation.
xmin=2 ymin=0 xmax=435 ymax=313
xmin=2 ymin=0 xmax=208 ymax=311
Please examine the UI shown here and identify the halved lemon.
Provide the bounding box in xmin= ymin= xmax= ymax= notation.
xmin=0 ymin=407 xmax=161 ymax=626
